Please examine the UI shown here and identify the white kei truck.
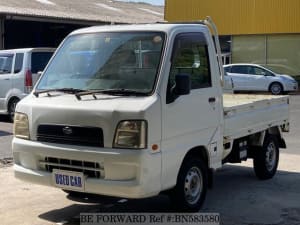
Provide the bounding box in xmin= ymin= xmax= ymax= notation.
xmin=13 ymin=18 xmax=289 ymax=211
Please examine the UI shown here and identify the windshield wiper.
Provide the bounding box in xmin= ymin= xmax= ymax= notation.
xmin=75 ymin=89 xmax=148 ymax=100
xmin=33 ymin=88 xmax=85 ymax=97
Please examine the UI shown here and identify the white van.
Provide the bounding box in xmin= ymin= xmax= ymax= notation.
xmin=0 ymin=48 xmax=55 ymax=121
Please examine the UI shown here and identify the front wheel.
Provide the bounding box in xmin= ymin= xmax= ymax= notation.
xmin=169 ymin=157 xmax=208 ymax=211
xmin=270 ymin=83 xmax=283 ymax=95
xmin=253 ymin=135 xmax=279 ymax=180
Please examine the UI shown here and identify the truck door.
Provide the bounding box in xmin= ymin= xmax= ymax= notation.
xmin=161 ymin=32 xmax=222 ymax=189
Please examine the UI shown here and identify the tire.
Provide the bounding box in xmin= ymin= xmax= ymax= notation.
xmin=269 ymin=82 xmax=283 ymax=95
xmin=253 ymin=135 xmax=279 ymax=180
xmin=169 ymin=157 xmax=208 ymax=212
xmin=8 ymin=98 xmax=19 ymax=122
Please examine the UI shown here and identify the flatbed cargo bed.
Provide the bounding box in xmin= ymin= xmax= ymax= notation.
xmin=223 ymin=94 xmax=289 ymax=140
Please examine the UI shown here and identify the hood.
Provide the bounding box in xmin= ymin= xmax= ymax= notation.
xmin=16 ymin=93 xmax=159 ymax=147
xmin=277 ymin=74 xmax=296 ymax=82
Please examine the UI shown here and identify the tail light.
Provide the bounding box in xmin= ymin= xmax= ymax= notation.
xmin=25 ymin=69 xmax=33 ymax=93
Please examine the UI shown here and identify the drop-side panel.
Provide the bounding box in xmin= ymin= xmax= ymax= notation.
xmin=223 ymin=94 xmax=289 ymax=139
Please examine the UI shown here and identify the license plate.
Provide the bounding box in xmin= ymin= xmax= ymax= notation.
xmin=52 ymin=169 xmax=85 ymax=191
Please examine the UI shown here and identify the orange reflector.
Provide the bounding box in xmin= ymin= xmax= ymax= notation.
xmin=152 ymin=144 xmax=159 ymax=151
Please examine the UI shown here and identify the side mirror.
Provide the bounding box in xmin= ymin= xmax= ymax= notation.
xmin=166 ymin=73 xmax=191 ymax=104
xmin=37 ymin=71 xmax=43 ymax=77
xmin=174 ymin=73 xmax=191 ymax=95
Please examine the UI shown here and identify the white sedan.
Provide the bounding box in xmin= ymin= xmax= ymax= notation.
xmin=224 ymin=64 xmax=298 ymax=95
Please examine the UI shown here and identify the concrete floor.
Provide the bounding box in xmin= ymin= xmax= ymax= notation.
xmin=0 ymin=153 xmax=299 ymax=225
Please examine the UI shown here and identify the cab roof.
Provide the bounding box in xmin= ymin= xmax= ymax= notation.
xmin=70 ymin=23 xmax=209 ymax=36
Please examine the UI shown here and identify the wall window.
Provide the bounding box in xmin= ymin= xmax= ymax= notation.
xmin=219 ymin=36 xmax=232 ymax=53
xmin=267 ymin=34 xmax=300 ymax=76
xmin=232 ymin=34 xmax=300 ymax=76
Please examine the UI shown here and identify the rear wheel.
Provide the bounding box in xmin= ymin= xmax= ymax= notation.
xmin=253 ymin=135 xmax=279 ymax=180
xmin=8 ymin=98 xmax=19 ymax=122
xmin=269 ymin=82 xmax=283 ymax=95
xmin=169 ymin=157 xmax=208 ymax=211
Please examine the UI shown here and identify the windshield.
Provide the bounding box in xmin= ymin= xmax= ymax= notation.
xmin=37 ymin=32 xmax=165 ymax=94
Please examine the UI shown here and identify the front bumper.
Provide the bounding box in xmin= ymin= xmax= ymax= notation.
xmin=284 ymin=82 xmax=298 ymax=92
xmin=13 ymin=138 xmax=162 ymax=199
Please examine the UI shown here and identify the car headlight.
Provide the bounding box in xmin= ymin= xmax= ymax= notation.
xmin=282 ymin=76 xmax=297 ymax=83
xmin=288 ymin=79 xmax=297 ymax=84
xmin=14 ymin=112 xmax=30 ymax=140
xmin=113 ymin=120 xmax=147 ymax=149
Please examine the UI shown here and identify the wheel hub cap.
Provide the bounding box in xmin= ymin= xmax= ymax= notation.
xmin=184 ymin=167 xmax=203 ymax=205
xmin=265 ymin=142 xmax=276 ymax=171
xmin=271 ymin=85 xmax=281 ymax=94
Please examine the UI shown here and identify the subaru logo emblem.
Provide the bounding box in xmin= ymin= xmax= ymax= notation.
xmin=62 ymin=126 xmax=73 ymax=135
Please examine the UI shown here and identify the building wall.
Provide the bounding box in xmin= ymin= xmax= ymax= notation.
xmin=232 ymin=34 xmax=300 ymax=75
xmin=165 ymin=0 xmax=300 ymax=76
xmin=165 ymin=0 xmax=300 ymax=35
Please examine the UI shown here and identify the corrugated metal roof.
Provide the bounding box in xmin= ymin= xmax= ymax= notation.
xmin=165 ymin=0 xmax=300 ymax=35
xmin=0 ymin=0 xmax=164 ymax=24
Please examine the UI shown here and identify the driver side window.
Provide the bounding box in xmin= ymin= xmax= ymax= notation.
xmin=253 ymin=67 xmax=266 ymax=76
xmin=168 ymin=33 xmax=211 ymax=91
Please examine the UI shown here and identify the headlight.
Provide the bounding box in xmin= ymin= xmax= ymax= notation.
xmin=14 ymin=113 xmax=30 ymax=140
xmin=282 ymin=76 xmax=297 ymax=83
xmin=113 ymin=120 xmax=147 ymax=149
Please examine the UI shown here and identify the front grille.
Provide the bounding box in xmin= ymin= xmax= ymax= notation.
xmin=40 ymin=157 xmax=104 ymax=179
xmin=37 ymin=125 xmax=104 ymax=147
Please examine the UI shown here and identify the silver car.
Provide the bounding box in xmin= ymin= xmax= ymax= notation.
xmin=224 ymin=63 xmax=298 ymax=95
xmin=0 ymin=48 xmax=55 ymax=121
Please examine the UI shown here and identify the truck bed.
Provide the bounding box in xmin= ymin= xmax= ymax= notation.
xmin=223 ymin=94 xmax=289 ymax=140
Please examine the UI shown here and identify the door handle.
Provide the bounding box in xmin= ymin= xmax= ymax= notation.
xmin=208 ymin=97 xmax=216 ymax=103
xmin=4 ymin=78 xmax=10 ymax=81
